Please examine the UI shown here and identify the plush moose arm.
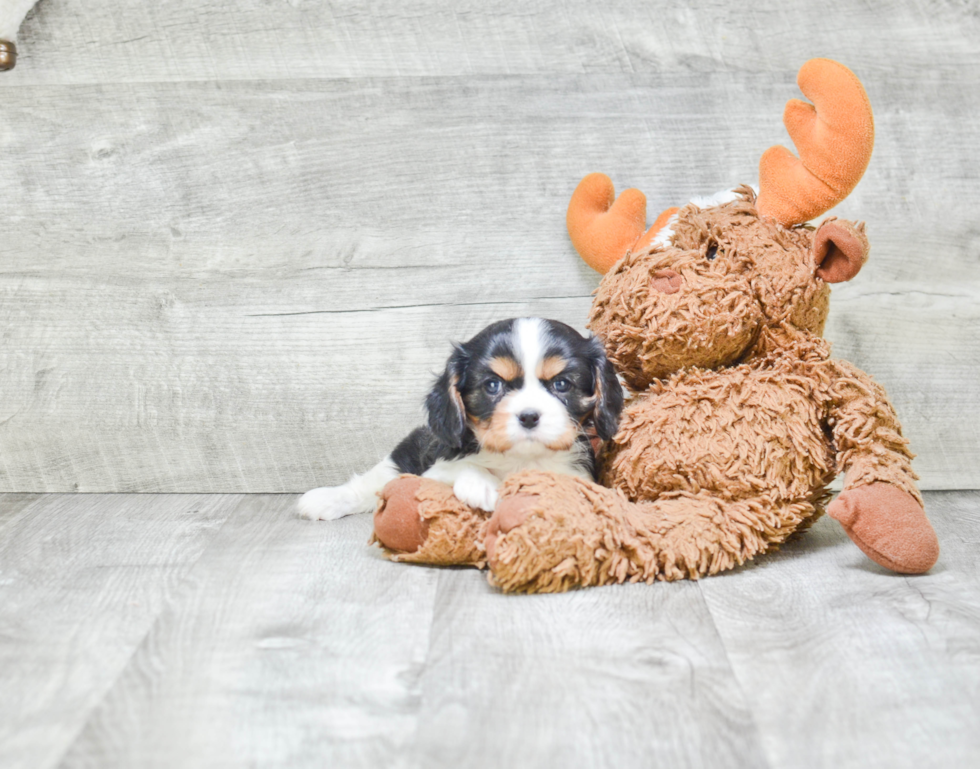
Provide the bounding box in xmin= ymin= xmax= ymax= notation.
xmin=803 ymin=215 xmax=937 ymax=574
xmin=826 ymin=360 xmax=920 ymax=500
xmin=823 ymin=360 xmax=939 ymax=572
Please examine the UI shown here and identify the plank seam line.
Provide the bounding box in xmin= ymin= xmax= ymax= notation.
xmin=695 ymin=581 xmax=776 ymax=769
xmin=50 ymin=494 xmax=247 ymax=765
xmin=244 ymin=295 xmax=590 ymax=317
xmin=403 ymin=569 xmax=453 ymax=765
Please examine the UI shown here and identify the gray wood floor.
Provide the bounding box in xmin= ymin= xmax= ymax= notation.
xmin=1 ymin=490 xmax=978 ymax=768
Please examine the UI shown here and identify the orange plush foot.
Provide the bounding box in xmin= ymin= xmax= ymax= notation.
xmin=373 ymin=476 xmax=429 ymax=553
xmin=828 ymin=483 xmax=940 ymax=574
xmin=372 ymin=476 xmax=489 ymax=567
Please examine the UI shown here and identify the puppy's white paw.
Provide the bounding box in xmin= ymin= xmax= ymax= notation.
xmin=297 ymin=486 xmax=367 ymax=521
xmin=453 ymin=472 xmax=500 ymax=512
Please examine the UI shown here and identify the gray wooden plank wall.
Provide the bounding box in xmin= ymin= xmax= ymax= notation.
xmin=1 ymin=0 xmax=978 ymax=492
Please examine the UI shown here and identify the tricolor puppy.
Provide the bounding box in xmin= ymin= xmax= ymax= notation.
xmin=298 ymin=317 xmax=624 ymax=520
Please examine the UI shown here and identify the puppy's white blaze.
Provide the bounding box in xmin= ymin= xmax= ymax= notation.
xmin=515 ymin=317 xmax=546 ymax=376
xmin=508 ymin=318 xmax=571 ymax=446
xmin=297 ymin=456 xmax=398 ymax=520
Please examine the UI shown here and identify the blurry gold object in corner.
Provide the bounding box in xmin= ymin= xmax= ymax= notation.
xmin=0 ymin=40 xmax=17 ymax=71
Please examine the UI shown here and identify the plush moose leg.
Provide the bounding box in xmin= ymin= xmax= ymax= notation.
xmin=372 ymin=476 xmax=489 ymax=567
xmin=483 ymin=472 xmax=818 ymax=593
xmin=827 ymin=483 xmax=939 ymax=574
xmin=825 ymin=361 xmax=940 ymax=574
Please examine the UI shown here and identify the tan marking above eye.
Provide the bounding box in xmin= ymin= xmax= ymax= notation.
xmin=539 ymin=356 xmax=567 ymax=381
xmin=489 ymin=356 xmax=521 ymax=381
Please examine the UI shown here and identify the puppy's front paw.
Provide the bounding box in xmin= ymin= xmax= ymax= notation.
xmin=297 ymin=486 xmax=366 ymax=521
xmin=453 ymin=472 xmax=500 ymax=512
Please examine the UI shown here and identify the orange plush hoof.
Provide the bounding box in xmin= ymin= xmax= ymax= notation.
xmin=484 ymin=494 xmax=536 ymax=563
xmin=374 ymin=477 xmax=428 ymax=554
xmin=372 ymin=476 xmax=490 ymax=567
xmin=828 ymin=483 xmax=940 ymax=574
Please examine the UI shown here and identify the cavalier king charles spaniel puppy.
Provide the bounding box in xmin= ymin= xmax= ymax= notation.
xmin=298 ymin=317 xmax=624 ymax=520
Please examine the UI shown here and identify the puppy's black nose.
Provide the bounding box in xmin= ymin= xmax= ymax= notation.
xmin=518 ymin=410 xmax=540 ymax=429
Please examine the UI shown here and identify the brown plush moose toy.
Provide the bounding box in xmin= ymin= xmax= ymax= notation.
xmin=371 ymin=58 xmax=940 ymax=592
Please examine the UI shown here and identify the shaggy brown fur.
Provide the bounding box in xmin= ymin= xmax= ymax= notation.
xmin=372 ymin=476 xmax=489 ymax=567
xmin=373 ymin=59 xmax=938 ymax=591
xmin=373 ymin=187 xmax=939 ymax=591
xmin=479 ymin=189 xmax=935 ymax=592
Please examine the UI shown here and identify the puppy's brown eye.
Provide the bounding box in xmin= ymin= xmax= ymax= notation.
xmin=552 ymin=378 xmax=571 ymax=393
xmin=484 ymin=378 xmax=502 ymax=395
xmin=706 ymin=244 xmax=719 ymax=261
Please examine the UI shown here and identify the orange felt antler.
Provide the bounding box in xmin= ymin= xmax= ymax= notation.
xmin=567 ymin=173 xmax=677 ymax=274
xmin=756 ymin=59 xmax=875 ymax=227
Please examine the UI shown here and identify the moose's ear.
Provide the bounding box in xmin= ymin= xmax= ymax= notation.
xmin=813 ymin=219 xmax=869 ymax=283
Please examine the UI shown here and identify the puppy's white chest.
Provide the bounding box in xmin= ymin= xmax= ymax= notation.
xmin=480 ymin=446 xmax=589 ymax=481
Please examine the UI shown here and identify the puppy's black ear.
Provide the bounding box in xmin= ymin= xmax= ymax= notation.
xmin=425 ymin=344 xmax=469 ymax=449
xmin=588 ymin=335 xmax=624 ymax=441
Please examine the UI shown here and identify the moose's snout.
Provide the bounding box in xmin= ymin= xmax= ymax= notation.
xmin=651 ymin=269 xmax=682 ymax=294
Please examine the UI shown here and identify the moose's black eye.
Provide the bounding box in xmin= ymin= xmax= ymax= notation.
xmin=706 ymin=244 xmax=719 ymax=261
xmin=552 ymin=377 xmax=571 ymax=393
xmin=484 ymin=378 xmax=502 ymax=395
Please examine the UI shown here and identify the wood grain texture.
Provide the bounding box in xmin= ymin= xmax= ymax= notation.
xmin=0 ymin=493 xmax=42 ymax=526
xmin=411 ymin=570 xmax=768 ymax=768
xmin=0 ymin=1 xmax=977 ymax=492
xmin=2 ymin=490 xmax=977 ymax=767
xmin=59 ymin=495 xmax=440 ymax=768
xmin=0 ymin=493 xmax=236 ymax=769
xmin=1 ymin=0 xmax=977 ymax=85
xmin=0 ymin=72 xmax=976 ymax=491
xmin=699 ymin=490 xmax=980 ymax=768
